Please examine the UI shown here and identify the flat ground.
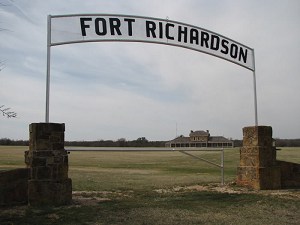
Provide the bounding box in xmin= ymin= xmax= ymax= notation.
xmin=0 ymin=146 xmax=299 ymax=225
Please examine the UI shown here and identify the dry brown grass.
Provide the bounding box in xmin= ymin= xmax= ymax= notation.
xmin=0 ymin=146 xmax=299 ymax=224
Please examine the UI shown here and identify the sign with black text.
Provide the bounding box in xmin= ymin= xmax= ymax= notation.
xmin=50 ymin=14 xmax=254 ymax=71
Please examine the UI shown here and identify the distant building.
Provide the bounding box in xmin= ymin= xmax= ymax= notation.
xmin=165 ymin=130 xmax=233 ymax=148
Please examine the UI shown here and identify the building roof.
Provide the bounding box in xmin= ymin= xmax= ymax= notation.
xmin=209 ymin=136 xmax=231 ymax=143
xmin=189 ymin=130 xmax=209 ymax=136
xmin=166 ymin=132 xmax=232 ymax=144
xmin=171 ymin=136 xmax=190 ymax=143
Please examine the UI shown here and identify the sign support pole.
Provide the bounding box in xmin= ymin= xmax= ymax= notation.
xmin=45 ymin=15 xmax=51 ymax=123
xmin=45 ymin=14 xmax=259 ymax=125
xmin=252 ymin=50 xmax=258 ymax=126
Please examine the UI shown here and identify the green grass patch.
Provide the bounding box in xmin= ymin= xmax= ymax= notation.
xmin=0 ymin=146 xmax=299 ymax=224
xmin=1 ymin=189 xmax=299 ymax=225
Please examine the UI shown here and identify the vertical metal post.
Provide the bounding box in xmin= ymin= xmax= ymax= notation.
xmin=45 ymin=15 xmax=51 ymax=123
xmin=252 ymin=50 xmax=258 ymax=126
xmin=221 ymin=148 xmax=224 ymax=185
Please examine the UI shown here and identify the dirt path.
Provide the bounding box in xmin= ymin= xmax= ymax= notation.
xmin=154 ymin=183 xmax=300 ymax=200
xmin=70 ymin=183 xmax=300 ymax=206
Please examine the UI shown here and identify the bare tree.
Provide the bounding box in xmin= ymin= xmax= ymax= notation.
xmin=0 ymin=1 xmax=7 ymax=69
xmin=1 ymin=1 xmax=17 ymax=118
xmin=0 ymin=105 xmax=17 ymax=118
xmin=0 ymin=67 xmax=16 ymax=118
xmin=0 ymin=60 xmax=6 ymax=71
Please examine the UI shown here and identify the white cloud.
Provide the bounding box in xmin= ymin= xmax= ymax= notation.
xmin=1 ymin=0 xmax=300 ymax=140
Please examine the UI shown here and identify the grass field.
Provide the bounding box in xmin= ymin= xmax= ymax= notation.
xmin=1 ymin=146 xmax=300 ymax=225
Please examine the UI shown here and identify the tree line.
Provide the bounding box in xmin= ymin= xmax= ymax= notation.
xmin=274 ymin=139 xmax=300 ymax=147
xmin=0 ymin=137 xmax=166 ymax=147
xmin=232 ymin=139 xmax=300 ymax=147
xmin=1 ymin=138 xmax=300 ymax=147
xmin=65 ymin=137 xmax=166 ymax=147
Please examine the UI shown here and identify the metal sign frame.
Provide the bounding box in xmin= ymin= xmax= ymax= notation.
xmin=45 ymin=14 xmax=258 ymax=125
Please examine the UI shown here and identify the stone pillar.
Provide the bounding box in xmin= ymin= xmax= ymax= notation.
xmin=236 ymin=126 xmax=281 ymax=190
xmin=25 ymin=123 xmax=72 ymax=205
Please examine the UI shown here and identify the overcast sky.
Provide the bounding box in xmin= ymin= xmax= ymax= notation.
xmin=1 ymin=0 xmax=300 ymax=141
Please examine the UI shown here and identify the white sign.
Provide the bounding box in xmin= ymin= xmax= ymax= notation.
xmin=50 ymin=14 xmax=255 ymax=71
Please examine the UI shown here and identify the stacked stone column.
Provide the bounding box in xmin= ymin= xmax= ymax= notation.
xmin=237 ymin=126 xmax=281 ymax=190
xmin=25 ymin=123 xmax=72 ymax=205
